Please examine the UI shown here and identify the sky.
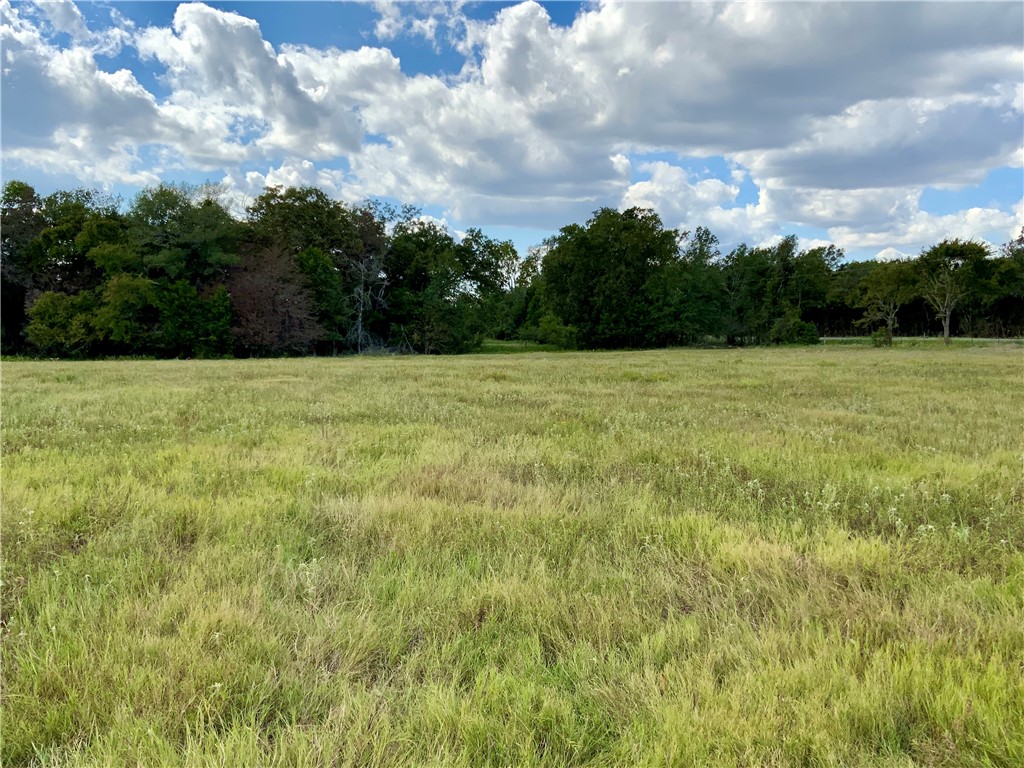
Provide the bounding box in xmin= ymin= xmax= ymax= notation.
xmin=1 ymin=0 xmax=1022 ymax=261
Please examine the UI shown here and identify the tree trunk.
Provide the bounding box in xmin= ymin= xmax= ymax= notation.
xmin=942 ymin=313 xmax=951 ymax=345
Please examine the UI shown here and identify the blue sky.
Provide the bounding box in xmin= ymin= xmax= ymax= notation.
xmin=2 ymin=0 xmax=1021 ymax=261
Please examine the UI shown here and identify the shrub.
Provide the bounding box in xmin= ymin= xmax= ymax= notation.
xmin=769 ymin=313 xmax=820 ymax=345
xmin=871 ymin=327 xmax=894 ymax=347
xmin=25 ymin=290 xmax=101 ymax=356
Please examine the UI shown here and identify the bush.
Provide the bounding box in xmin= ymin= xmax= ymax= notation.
xmin=536 ymin=312 xmax=578 ymax=349
xmin=769 ymin=313 xmax=820 ymax=345
xmin=25 ymin=291 xmax=101 ymax=356
xmin=871 ymin=327 xmax=894 ymax=347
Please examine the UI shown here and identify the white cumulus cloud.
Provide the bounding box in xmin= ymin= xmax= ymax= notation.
xmin=0 ymin=0 xmax=1020 ymax=255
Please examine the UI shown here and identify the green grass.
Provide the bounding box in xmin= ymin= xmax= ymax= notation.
xmin=2 ymin=347 xmax=1022 ymax=766
xmin=473 ymin=339 xmax=563 ymax=354
xmin=820 ymin=337 xmax=1024 ymax=348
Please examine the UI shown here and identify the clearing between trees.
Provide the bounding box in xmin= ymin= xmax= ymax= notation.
xmin=2 ymin=345 xmax=1022 ymax=766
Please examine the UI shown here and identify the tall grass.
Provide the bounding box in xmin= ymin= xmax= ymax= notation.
xmin=2 ymin=346 xmax=1022 ymax=766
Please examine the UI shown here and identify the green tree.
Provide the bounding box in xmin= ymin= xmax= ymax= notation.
xmin=790 ymin=244 xmax=842 ymax=325
xmin=13 ymin=188 xmax=125 ymax=356
xmin=722 ymin=243 xmax=774 ymax=343
xmin=295 ymin=247 xmax=349 ymax=352
xmin=130 ymin=185 xmax=241 ymax=285
xmin=94 ymin=274 xmax=157 ymax=353
xmin=645 ymin=226 xmax=726 ymax=345
xmin=827 ymin=260 xmax=877 ymax=336
xmin=722 ymin=236 xmax=837 ymax=344
xmin=542 ymin=208 xmax=681 ymax=348
xmin=152 ymin=280 xmax=231 ymax=358
xmin=384 ymin=220 xmax=477 ymax=353
xmin=916 ymin=239 xmax=990 ymax=344
xmin=856 ymin=258 xmax=918 ymax=337
xmin=25 ymin=290 xmax=101 ymax=357
xmin=456 ymin=228 xmax=520 ymax=339
xmin=984 ymin=230 xmax=1024 ymax=337
xmin=1 ymin=181 xmax=45 ymax=350
xmin=247 ymin=186 xmax=361 ymax=258
xmin=28 ymin=188 xmax=118 ymax=295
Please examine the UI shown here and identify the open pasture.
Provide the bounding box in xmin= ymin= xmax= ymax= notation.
xmin=2 ymin=346 xmax=1022 ymax=766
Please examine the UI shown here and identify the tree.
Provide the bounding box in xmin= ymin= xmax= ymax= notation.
xmin=828 ymin=260 xmax=878 ymax=336
xmin=673 ymin=225 xmax=726 ymax=341
xmin=1 ymin=181 xmax=45 ymax=350
xmin=384 ymin=219 xmax=477 ymax=353
xmin=720 ymin=236 xmax=842 ymax=344
xmin=129 ymin=185 xmax=241 ymax=285
xmin=856 ymin=258 xmax=917 ymax=337
xmin=24 ymin=290 xmax=101 ymax=357
xmin=645 ymin=226 xmax=726 ymax=345
xmin=790 ymin=244 xmax=842 ymax=331
xmin=154 ymin=280 xmax=232 ymax=358
xmin=247 ymin=185 xmax=361 ymax=258
xmin=456 ymin=228 xmax=520 ymax=339
xmin=344 ymin=204 xmax=392 ymax=352
xmin=94 ymin=274 xmax=157 ymax=354
xmin=10 ymin=188 xmax=123 ymax=354
xmin=295 ymin=247 xmax=349 ymax=352
xmin=722 ymin=243 xmax=774 ymax=344
xmin=916 ymin=239 xmax=990 ymax=344
xmin=346 ymin=248 xmax=388 ymax=353
xmin=26 ymin=188 xmax=118 ymax=295
xmin=984 ymin=229 xmax=1024 ymax=337
xmin=228 ymin=244 xmax=324 ymax=356
xmin=542 ymin=207 xmax=681 ymax=348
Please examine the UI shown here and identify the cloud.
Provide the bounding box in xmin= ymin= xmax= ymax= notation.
xmin=1 ymin=0 xmax=1021 ymax=256
xmin=32 ymin=0 xmax=88 ymax=41
xmin=736 ymin=90 xmax=1023 ymax=191
xmin=621 ymin=161 xmax=770 ymax=244
xmin=341 ymin=0 xmax=1022 ymax=231
xmin=1 ymin=1 xmax=161 ymax=183
xmin=372 ymin=0 xmax=405 ymax=41
xmin=829 ymin=202 xmax=1024 ymax=252
xmin=875 ymin=248 xmax=912 ymax=263
xmin=371 ymin=0 xmax=466 ymax=52
xmin=26 ymin=0 xmax=130 ymax=55
xmin=135 ymin=3 xmax=365 ymax=161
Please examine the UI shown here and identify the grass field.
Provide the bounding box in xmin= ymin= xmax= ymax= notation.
xmin=2 ymin=346 xmax=1022 ymax=766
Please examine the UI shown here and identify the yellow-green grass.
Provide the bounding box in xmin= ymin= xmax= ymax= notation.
xmin=2 ymin=347 xmax=1022 ymax=767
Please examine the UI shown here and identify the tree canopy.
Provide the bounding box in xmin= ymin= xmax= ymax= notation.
xmin=2 ymin=179 xmax=1021 ymax=357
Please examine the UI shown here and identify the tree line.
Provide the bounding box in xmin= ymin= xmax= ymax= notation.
xmin=2 ymin=180 xmax=1022 ymax=357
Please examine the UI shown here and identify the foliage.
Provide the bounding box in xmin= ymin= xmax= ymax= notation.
xmin=1 ymin=181 xmax=45 ymax=351
xmin=228 ymin=244 xmax=325 ymax=356
xmin=295 ymin=246 xmax=349 ymax=351
xmin=855 ymin=258 xmax=917 ymax=334
xmin=385 ymin=220 xmax=483 ymax=354
xmin=769 ymin=311 xmax=820 ymax=344
xmin=247 ymin=185 xmax=360 ymax=259
xmin=541 ymin=207 xmax=682 ymax=348
xmin=870 ymin=327 xmax=894 ymax=347
xmin=154 ymin=280 xmax=232 ymax=358
xmin=130 ymin=185 xmax=242 ymax=284
xmin=645 ymin=226 xmax=727 ymax=345
xmin=916 ymin=238 xmax=990 ymax=345
xmin=95 ymin=274 xmax=157 ymax=353
xmin=24 ymin=289 xmax=101 ymax=356
xmin=4 ymin=180 xmax=1024 ymax=358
